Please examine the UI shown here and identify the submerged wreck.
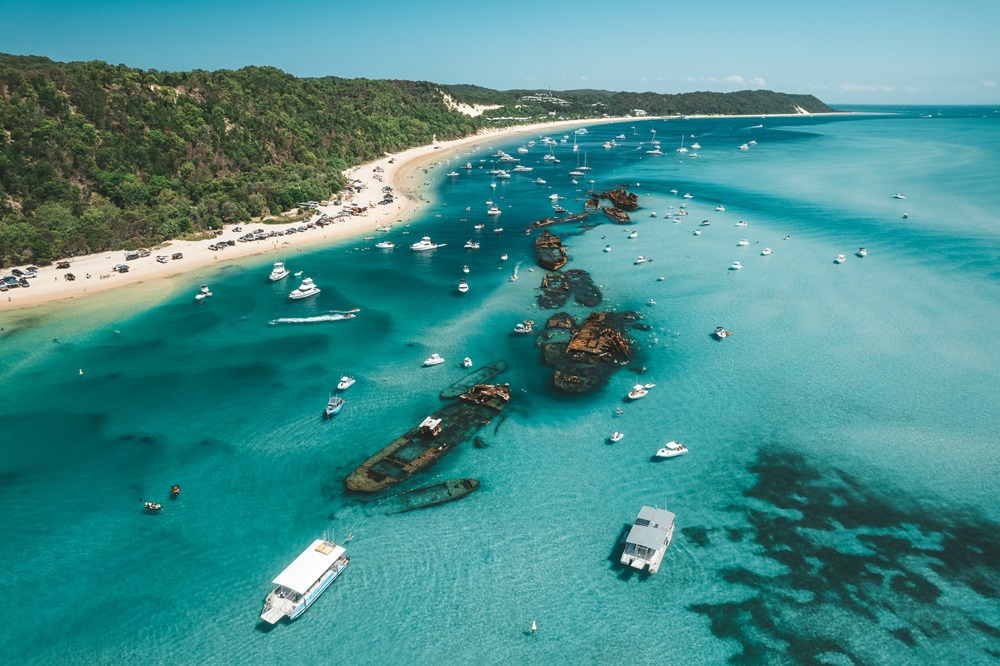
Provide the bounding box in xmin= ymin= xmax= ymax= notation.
xmin=538 ymin=269 xmax=602 ymax=309
xmin=534 ymin=230 xmax=568 ymax=270
xmin=380 ymin=478 xmax=480 ymax=514
xmin=602 ymin=207 xmax=631 ymax=224
xmin=591 ymin=188 xmax=640 ymax=211
xmin=528 ymin=212 xmax=589 ymax=231
xmin=345 ymin=384 xmax=511 ymax=493
xmin=440 ymin=361 xmax=508 ymax=400
xmin=541 ymin=311 xmax=636 ymax=394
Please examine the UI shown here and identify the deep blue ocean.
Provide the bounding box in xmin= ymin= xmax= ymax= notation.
xmin=2 ymin=106 xmax=999 ymax=664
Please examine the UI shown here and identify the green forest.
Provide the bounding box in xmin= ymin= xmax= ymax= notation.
xmin=0 ymin=53 xmax=833 ymax=267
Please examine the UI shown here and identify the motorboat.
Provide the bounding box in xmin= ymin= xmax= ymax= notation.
xmin=462 ymin=265 xmax=470 ymax=274
xmin=627 ymin=384 xmax=649 ymax=400
xmin=487 ymin=206 xmax=502 ymax=216
xmin=512 ymin=165 xmax=533 ymax=172
xmin=628 ymin=231 xmax=638 ymax=239
xmin=650 ymin=212 xmax=657 ymax=218
xmin=410 ymin=236 xmax=443 ymax=251
xmin=464 ymin=240 xmax=480 ymax=249
xmin=494 ymin=227 xmax=504 ymax=233
xmin=657 ymin=276 xmax=665 ymax=281
xmin=621 ymin=506 xmax=674 ymax=574
xmin=835 ymin=254 xmax=846 ymax=264
xmin=501 ymin=254 xmax=508 ymax=261
xmin=143 ymin=501 xmax=163 ymax=512
xmin=195 ymin=284 xmax=213 ymax=300
xmin=634 ymin=256 xmax=647 ymax=264
xmin=293 ymin=271 xmax=303 ymax=277
xmin=693 ymin=230 xmax=701 ymax=235
xmin=714 ymin=327 xmax=731 ymax=339
xmin=337 ymin=376 xmax=355 ymax=391
xmin=457 ymin=279 xmax=469 ymax=293
xmin=736 ymin=220 xmax=748 ymax=227
xmin=269 ymin=262 xmax=290 ymax=281
xmin=513 ymin=320 xmax=534 ymax=334
xmin=423 ymin=353 xmax=445 ymax=366
xmin=376 ymin=225 xmax=391 ymax=232
xmin=730 ymin=262 xmax=742 ymax=270
xmin=715 ymin=205 xmax=726 ymax=212
xmin=893 ymin=193 xmax=906 ymax=199
xmin=655 ymin=441 xmax=688 ymax=458
xmin=446 ymin=171 xmax=460 ymax=177
xmin=375 ymin=241 xmax=395 ymax=249
xmin=170 ymin=485 xmax=180 ymax=499
xmin=748 ymin=140 xmax=757 ymax=146
xmin=609 ymin=432 xmax=624 ymax=443
xmin=683 ymin=193 xmax=694 ymax=199
xmin=691 ymin=142 xmax=701 ymax=150
xmin=289 ymin=277 xmax=321 ymax=299
xmin=737 ymin=239 xmax=750 ymax=246
xmin=604 ymin=245 xmax=611 ymax=252
xmin=857 ymin=247 xmax=867 ymax=257
xmin=325 ymin=395 xmax=345 ymax=417
xmin=548 ymin=194 xmax=561 ymax=201
xmin=647 ymin=299 xmax=656 ymax=305
xmin=463 ymin=357 xmax=473 ymax=368
xmin=739 ymin=143 xmax=750 ymax=150
xmin=474 ymin=224 xmax=485 ymax=230
xmin=535 ymin=178 xmax=547 ymax=185
xmin=761 ymin=247 xmax=772 ymax=255
xmin=699 ymin=220 xmax=711 ymax=226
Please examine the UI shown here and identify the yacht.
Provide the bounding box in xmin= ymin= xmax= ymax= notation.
xmin=737 ymin=239 xmax=750 ymax=246
xmin=495 ymin=170 xmax=511 ymax=180
xmin=857 ymin=247 xmax=867 ymax=257
xmin=620 ymin=506 xmax=675 ymax=574
xmin=512 ymin=165 xmax=533 ymax=172
xmin=568 ymin=169 xmax=584 ymax=177
xmin=423 ymin=353 xmax=445 ymax=366
xmin=325 ymin=395 xmax=345 ymax=417
xmin=835 ymin=254 xmax=847 ymax=264
xmin=683 ymin=193 xmax=694 ymax=199
xmin=337 ymin=376 xmax=355 ymax=391
xmin=289 ymin=277 xmax=321 ymax=299
xmin=893 ymin=193 xmax=906 ymax=199
xmin=375 ymin=241 xmax=395 ymax=249
xmin=457 ymin=279 xmax=469 ymax=293
xmin=730 ymin=262 xmax=743 ymax=270
xmin=487 ymin=206 xmax=502 ymax=216
xmin=739 ymin=143 xmax=750 ymax=150
xmin=627 ymin=384 xmax=649 ymax=400
xmin=410 ymin=236 xmax=443 ymax=251
xmin=609 ymin=432 xmax=624 ymax=443
xmin=195 ymin=284 xmax=213 ymax=301
xmin=464 ymin=240 xmax=480 ymax=249
xmin=761 ymin=247 xmax=772 ymax=256
xmin=690 ymin=142 xmax=701 ymax=150
xmin=634 ymin=256 xmax=647 ymax=264
xmin=714 ymin=327 xmax=730 ymax=339
xmin=715 ymin=205 xmax=726 ymax=212
xmin=260 ymin=538 xmax=350 ymax=624
xmin=269 ymin=262 xmax=290 ymax=281
xmin=735 ymin=220 xmax=748 ymax=227
xmin=446 ymin=171 xmax=460 ymax=177
xmin=655 ymin=441 xmax=688 ymax=458
xmin=534 ymin=178 xmax=547 ymax=185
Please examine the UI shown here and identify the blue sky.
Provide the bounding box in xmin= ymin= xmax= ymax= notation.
xmin=3 ymin=0 xmax=998 ymax=104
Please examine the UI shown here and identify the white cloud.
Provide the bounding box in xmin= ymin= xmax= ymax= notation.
xmin=580 ymin=76 xmax=590 ymax=81
xmin=749 ymin=77 xmax=766 ymax=87
xmin=979 ymin=79 xmax=997 ymax=88
xmin=838 ymin=82 xmax=895 ymax=92
xmin=683 ymin=74 xmax=765 ymax=87
xmin=640 ymin=76 xmax=648 ymax=82
xmin=725 ymin=75 xmax=745 ymax=84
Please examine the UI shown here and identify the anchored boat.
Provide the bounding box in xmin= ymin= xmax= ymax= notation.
xmin=260 ymin=538 xmax=350 ymax=624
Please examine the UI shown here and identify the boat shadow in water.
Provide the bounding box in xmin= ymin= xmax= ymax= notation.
xmin=607 ymin=523 xmax=654 ymax=581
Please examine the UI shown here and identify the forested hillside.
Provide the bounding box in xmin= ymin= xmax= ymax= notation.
xmin=0 ymin=54 xmax=833 ymax=266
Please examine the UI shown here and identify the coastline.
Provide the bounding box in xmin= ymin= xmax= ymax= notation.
xmin=0 ymin=111 xmax=847 ymax=316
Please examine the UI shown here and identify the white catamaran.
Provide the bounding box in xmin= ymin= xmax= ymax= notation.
xmin=260 ymin=538 xmax=350 ymax=624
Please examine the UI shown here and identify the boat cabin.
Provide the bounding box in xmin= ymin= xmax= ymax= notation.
xmin=418 ymin=417 xmax=443 ymax=437
xmin=620 ymin=506 xmax=675 ymax=574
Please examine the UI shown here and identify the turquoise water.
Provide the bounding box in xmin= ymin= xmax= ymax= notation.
xmin=2 ymin=107 xmax=999 ymax=663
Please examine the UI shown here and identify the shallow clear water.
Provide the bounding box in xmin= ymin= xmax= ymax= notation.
xmin=2 ymin=107 xmax=999 ymax=664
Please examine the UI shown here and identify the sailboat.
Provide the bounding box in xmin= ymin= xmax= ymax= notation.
xmin=543 ymin=144 xmax=557 ymax=162
xmin=676 ymin=135 xmax=688 ymax=154
xmin=579 ymin=152 xmax=591 ymax=171
xmin=572 ymin=134 xmax=578 ymax=152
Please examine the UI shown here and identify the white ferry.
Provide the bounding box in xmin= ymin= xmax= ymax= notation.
xmin=260 ymin=538 xmax=350 ymax=624
xmin=620 ymin=506 xmax=675 ymax=574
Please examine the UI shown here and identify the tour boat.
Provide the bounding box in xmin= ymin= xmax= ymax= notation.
xmin=761 ymin=248 xmax=772 ymax=255
xmin=737 ymin=239 xmax=750 ymax=246
xmin=375 ymin=241 xmax=395 ymax=249
xmin=609 ymin=432 xmax=624 ymax=443
xmin=655 ymin=441 xmax=688 ymax=458
xmin=195 ymin=284 xmax=213 ymax=300
xmin=269 ymin=262 xmax=290 ymax=281
xmin=410 ymin=236 xmax=443 ymax=251
xmin=423 ymin=353 xmax=445 ymax=366
xmin=324 ymin=395 xmax=345 ymax=417
xmin=857 ymin=247 xmax=867 ymax=257
xmin=627 ymin=384 xmax=649 ymax=400
xmin=457 ymin=279 xmax=469 ymax=293
xmin=337 ymin=376 xmax=355 ymax=391
xmin=260 ymin=538 xmax=350 ymax=624
xmin=730 ymin=262 xmax=742 ymax=270
xmin=835 ymin=254 xmax=847 ymax=264
xmin=289 ymin=277 xmax=320 ymax=299
xmin=620 ymin=506 xmax=674 ymax=574
xmin=714 ymin=327 xmax=731 ymax=339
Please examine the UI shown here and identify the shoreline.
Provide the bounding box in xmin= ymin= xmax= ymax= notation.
xmin=0 ymin=111 xmax=852 ymax=316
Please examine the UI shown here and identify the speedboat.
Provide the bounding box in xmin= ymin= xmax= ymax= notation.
xmin=501 ymin=254 xmax=508 ymax=261
xmin=337 ymin=376 xmax=355 ymax=391
xmin=699 ymin=220 xmax=711 ymax=226
xmin=411 ymin=236 xmax=443 ymax=251
xmin=143 ymin=501 xmax=163 ymax=513
xmin=693 ymin=229 xmax=701 ymax=235
xmin=289 ymin=277 xmax=320 ymax=299
xmin=463 ymin=357 xmax=473 ymax=368
xmin=375 ymin=241 xmax=395 ymax=249
xmin=627 ymin=384 xmax=649 ymax=400
xmin=474 ymin=224 xmax=485 ymax=230
xmin=487 ymin=206 xmax=502 ymax=216
xmin=893 ymin=193 xmax=906 ymax=199
xmin=739 ymin=143 xmax=750 ymax=151
xmin=269 ymin=262 xmax=290 ymax=281
xmin=423 ymin=353 xmax=445 ymax=366
xmin=446 ymin=171 xmax=460 ymax=177
xmin=714 ymin=327 xmax=731 ymax=339
xmin=650 ymin=212 xmax=657 ymax=218
xmin=683 ymin=193 xmax=694 ymax=199
xmin=647 ymin=299 xmax=656 ymax=305
xmin=458 ymin=279 xmax=469 ymax=293
xmin=657 ymin=276 xmax=665 ymax=281
xmin=464 ymin=240 xmax=480 ymax=249
xmin=293 ymin=271 xmax=303 ymax=277
xmin=730 ymin=262 xmax=743 ymax=270
xmin=325 ymin=395 xmax=345 ymax=417
xmin=761 ymin=248 xmax=772 ymax=255
xmin=736 ymin=220 xmax=748 ymax=227
xmin=628 ymin=231 xmax=638 ymax=239
xmin=655 ymin=441 xmax=688 ymax=458
xmin=634 ymin=256 xmax=646 ymax=264
xmin=535 ymin=178 xmax=547 ymax=184
xmin=604 ymin=245 xmax=611 ymax=252
xmin=857 ymin=247 xmax=867 ymax=257
xmin=195 ymin=284 xmax=213 ymax=300
xmin=737 ymin=239 xmax=750 ymax=246
xmin=609 ymin=432 xmax=624 ymax=443
xmin=835 ymin=254 xmax=846 ymax=264
xmin=715 ymin=205 xmax=726 ymax=212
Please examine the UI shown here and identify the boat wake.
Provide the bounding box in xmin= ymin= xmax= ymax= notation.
xmin=268 ymin=310 xmax=359 ymax=326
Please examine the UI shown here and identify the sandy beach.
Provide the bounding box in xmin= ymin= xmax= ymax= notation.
xmin=0 ymin=111 xmax=831 ymax=314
